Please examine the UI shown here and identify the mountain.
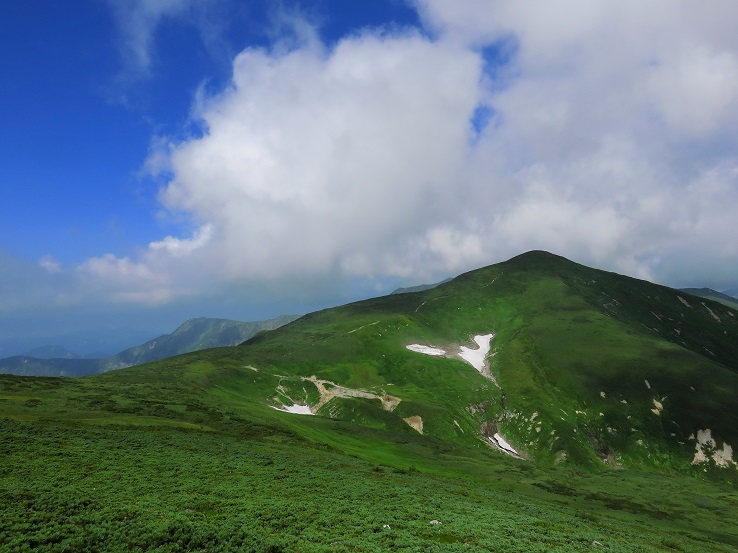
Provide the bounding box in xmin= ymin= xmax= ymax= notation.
xmin=681 ymin=287 xmax=738 ymax=309
xmin=390 ymin=277 xmax=452 ymax=294
xmin=235 ymin=250 xmax=738 ymax=470
xmin=0 ymin=356 xmax=100 ymax=377
xmin=21 ymin=345 xmax=80 ymax=359
xmin=99 ymin=315 xmax=299 ymax=371
xmin=0 ymin=315 xmax=298 ymax=377
xmin=0 ymin=327 xmax=159 ymax=359
xmin=2 ymin=251 xmax=737 ymax=551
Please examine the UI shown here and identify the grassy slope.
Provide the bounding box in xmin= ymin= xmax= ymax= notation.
xmin=2 ymin=371 xmax=738 ymax=552
xmin=235 ymin=251 xmax=738 ymax=469
xmin=2 ymin=251 xmax=738 ymax=551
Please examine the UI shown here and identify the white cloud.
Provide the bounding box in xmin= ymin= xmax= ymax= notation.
xmin=157 ymin=29 xmax=483 ymax=279
xmin=108 ymin=0 xmax=197 ymax=73
xmin=38 ymin=255 xmax=61 ymax=274
xmin=149 ymin=224 xmax=213 ymax=257
xmin=78 ymin=1 xmax=738 ymax=304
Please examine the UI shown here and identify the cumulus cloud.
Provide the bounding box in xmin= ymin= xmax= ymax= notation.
xmin=80 ymin=1 xmax=738 ymax=303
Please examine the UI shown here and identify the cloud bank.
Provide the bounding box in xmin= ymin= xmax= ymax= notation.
xmin=80 ymin=0 xmax=738 ymax=304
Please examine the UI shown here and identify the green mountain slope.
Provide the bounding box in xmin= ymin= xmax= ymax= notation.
xmin=2 ymin=251 xmax=738 ymax=551
xmin=226 ymin=251 xmax=738 ymax=471
xmin=0 ymin=315 xmax=298 ymax=377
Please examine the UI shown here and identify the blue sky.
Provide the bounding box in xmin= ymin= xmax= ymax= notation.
xmin=1 ymin=1 xmax=737 ymax=356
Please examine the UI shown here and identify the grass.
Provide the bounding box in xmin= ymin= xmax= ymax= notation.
xmin=2 ymin=401 xmax=738 ymax=552
xmin=2 ymin=250 xmax=738 ymax=550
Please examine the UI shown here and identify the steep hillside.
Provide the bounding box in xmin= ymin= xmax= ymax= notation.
xmin=231 ymin=250 xmax=738 ymax=471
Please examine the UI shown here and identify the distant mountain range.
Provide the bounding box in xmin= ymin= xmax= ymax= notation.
xmin=390 ymin=277 xmax=452 ymax=295
xmin=724 ymin=286 xmax=738 ymax=297
xmin=681 ymin=288 xmax=738 ymax=309
xmin=0 ymin=315 xmax=298 ymax=377
xmin=21 ymin=345 xmax=81 ymax=359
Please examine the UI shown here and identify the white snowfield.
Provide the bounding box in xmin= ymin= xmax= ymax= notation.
xmin=489 ymin=433 xmax=521 ymax=457
xmin=406 ymin=333 xmax=497 ymax=383
xmin=271 ymin=404 xmax=314 ymax=415
xmin=458 ymin=333 xmax=495 ymax=373
xmin=406 ymin=344 xmax=446 ymax=356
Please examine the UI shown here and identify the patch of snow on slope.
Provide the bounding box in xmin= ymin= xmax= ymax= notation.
xmin=271 ymin=404 xmax=314 ymax=415
xmin=701 ymin=303 xmax=722 ymax=322
xmin=459 ymin=333 xmax=497 ymax=384
xmin=406 ymin=344 xmax=446 ymax=356
xmin=407 ymin=333 xmax=498 ymax=384
xmin=489 ymin=433 xmax=520 ymax=457
xmin=458 ymin=333 xmax=495 ymax=373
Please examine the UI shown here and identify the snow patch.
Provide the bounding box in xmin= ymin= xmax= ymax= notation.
xmin=406 ymin=332 xmax=498 ymax=384
xmin=701 ymin=303 xmax=722 ymax=322
xmin=406 ymin=344 xmax=446 ymax=356
xmin=644 ymin=379 xmax=651 ymax=389
xmin=489 ymin=432 xmax=521 ymax=457
xmin=458 ymin=334 xmax=495 ymax=372
xmin=271 ymin=404 xmax=314 ymax=415
xmin=677 ymin=296 xmax=692 ymax=308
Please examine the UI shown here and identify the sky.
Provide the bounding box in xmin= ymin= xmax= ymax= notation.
xmin=1 ymin=0 xmax=737 ymax=356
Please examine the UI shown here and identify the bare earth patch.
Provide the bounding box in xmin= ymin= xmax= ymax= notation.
xmin=692 ymin=429 xmax=736 ymax=468
xmin=270 ymin=374 xmax=401 ymax=415
xmin=404 ymin=415 xmax=423 ymax=434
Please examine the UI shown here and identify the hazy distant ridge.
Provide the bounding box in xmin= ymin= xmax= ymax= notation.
xmin=0 ymin=314 xmax=298 ymax=377
xmin=681 ymin=288 xmax=738 ymax=309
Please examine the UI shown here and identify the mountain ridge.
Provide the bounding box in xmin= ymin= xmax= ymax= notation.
xmin=4 ymin=250 xmax=737 ymax=471
xmin=0 ymin=314 xmax=298 ymax=377
xmin=238 ymin=249 xmax=738 ymax=470
xmin=681 ymin=287 xmax=738 ymax=309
